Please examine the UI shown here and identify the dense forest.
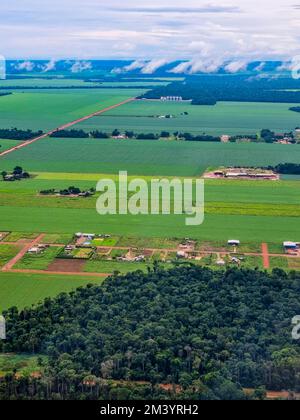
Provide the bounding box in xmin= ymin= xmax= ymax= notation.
xmin=290 ymin=107 xmax=300 ymax=113
xmin=267 ymin=163 xmax=300 ymax=174
xmin=141 ymin=76 xmax=300 ymax=105
xmin=0 ymin=128 xmax=43 ymax=140
xmin=1 ymin=266 xmax=300 ymax=400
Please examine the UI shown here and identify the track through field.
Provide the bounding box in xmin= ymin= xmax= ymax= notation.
xmin=0 ymin=97 xmax=135 ymax=157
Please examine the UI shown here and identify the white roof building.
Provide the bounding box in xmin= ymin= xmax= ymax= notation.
xmin=0 ymin=315 xmax=6 ymax=340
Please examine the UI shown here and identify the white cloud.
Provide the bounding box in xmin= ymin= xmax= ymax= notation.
xmin=42 ymin=59 xmax=56 ymax=72
xmin=140 ymin=59 xmax=170 ymax=74
xmin=13 ymin=60 xmax=35 ymax=71
xmin=224 ymin=60 xmax=249 ymax=73
xmin=70 ymin=61 xmax=92 ymax=73
xmin=0 ymin=1 xmax=299 ymax=62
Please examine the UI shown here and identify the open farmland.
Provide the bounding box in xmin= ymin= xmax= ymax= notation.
xmin=1 ymin=137 xmax=300 ymax=176
xmin=74 ymin=100 xmax=300 ymax=135
xmin=0 ymin=89 xmax=144 ymax=131
xmin=0 ymin=139 xmax=20 ymax=152
xmin=0 ymin=272 xmax=105 ymax=311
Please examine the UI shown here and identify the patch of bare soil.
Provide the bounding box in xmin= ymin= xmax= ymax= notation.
xmin=47 ymin=259 xmax=85 ymax=273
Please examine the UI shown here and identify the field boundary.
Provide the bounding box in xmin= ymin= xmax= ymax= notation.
xmin=0 ymin=97 xmax=136 ymax=158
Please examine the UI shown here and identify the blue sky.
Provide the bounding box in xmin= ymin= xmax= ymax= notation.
xmin=1 ymin=0 xmax=299 ymax=63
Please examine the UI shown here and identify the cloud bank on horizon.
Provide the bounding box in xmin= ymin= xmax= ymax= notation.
xmin=1 ymin=0 xmax=299 ymax=74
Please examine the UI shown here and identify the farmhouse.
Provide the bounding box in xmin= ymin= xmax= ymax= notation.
xmin=28 ymin=247 xmax=41 ymax=254
xmin=0 ymin=315 xmax=6 ymax=340
xmin=283 ymin=242 xmax=298 ymax=250
xmin=228 ymin=240 xmax=240 ymax=246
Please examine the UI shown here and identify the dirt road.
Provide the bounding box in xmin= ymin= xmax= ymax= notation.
xmin=1 ymin=234 xmax=45 ymax=271
xmin=0 ymin=97 xmax=135 ymax=158
xmin=262 ymin=243 xmax=270 ymax=269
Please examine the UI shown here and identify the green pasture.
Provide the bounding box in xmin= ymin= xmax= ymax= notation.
xmin=0 ymin=89 xmax=144 ymax=131
xmin=0 ymin=205 xmax=299 ymax=243
xmin=0 ymin=139 xmax=20 ymax=152
xmin=75 ymin=100 xmax=300 ymax=135
xmin=0 ymin=272 xmax=105 ymax=311
xmin=0 ymin=244 xmax=20 ymax=268
xmin=2 ymin=137 xmax=300 ymax=176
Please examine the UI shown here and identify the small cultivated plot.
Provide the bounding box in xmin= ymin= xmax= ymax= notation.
xmin=0 ymin=354 xmax=46 ymax=379
xmin=59 ymin=247 xmax=94 ymax=260
xmin=197 ymin=241 xmax=262 ymax=254
xmin=269 ymin=256 xmax=289 ymax=270
xmin=42 ymin=233 xmax=73 ymax=245
xmin=238 ymin=255 xmax=263 ymax=269
xmin=288 ymin=258 xmax=300 ymax=270
xmin=4 ymin=231 xmax=38 ymax=242
xmin=267 ymin=242 xmax=286 ymax=254
xmin=14 ymin=247 xmax=62 ymax=270
xmin=92 ymin=236 xmax=119 ymax=247
xmin=0 ymin=272 xmax=105 ymax=311
xmin=109 ymin=248 xmax=129 ymax=259
xmin=116 ymin=236 xmax=180 ymax=249
xmin=0 ymin=244 xmax=20 ymax=268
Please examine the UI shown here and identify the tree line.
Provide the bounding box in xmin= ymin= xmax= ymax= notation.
xmin=266 ymin=163 xmax=300 ymax=174
xmin=141 ymin=75 xmax=300 ymax=105
xmin=0 ymin=128 xmax=43 ymax=140
xmin=1 ymin=266 xmax=299 ymax=400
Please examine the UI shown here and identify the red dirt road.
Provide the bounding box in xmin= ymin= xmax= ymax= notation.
xmin=0 ymin=97 xmax=135 ymax=157
xmin=1 ymin=234 xmax=45 ymax=271
xmin=261 ymin=243 xmax=270 ymax=269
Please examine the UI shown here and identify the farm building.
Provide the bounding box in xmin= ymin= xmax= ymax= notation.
xmin=28 ymin=247 xmax=42 ymax=254
xmin=228 ymin=240 xmax=240 ymax=246
xmin=0 ymin=315 xmax=6 ymax=340
xmin=283 ymin=241 xmax=298 ymax=250
xmin=160 ymin=96 xmax=183 ymax=102
xmin=75 ymin=233 xmax=95 ymax=239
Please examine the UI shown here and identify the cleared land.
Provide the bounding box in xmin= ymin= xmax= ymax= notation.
xmin=75 ymin=100 xmax=300 ymax=135
xmin=2 ymin=137 xmax=300 ymax=176
xmin=0 ymin=89 xmax=144 ymax=131
xmin=0 ymin=272 xmax=105 ymax=311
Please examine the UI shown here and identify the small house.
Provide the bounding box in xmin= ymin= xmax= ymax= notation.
xmin=28 ymin=247 xmax=40 ymax=254
xmin=283 ymin=241 xmax=298 ymax=250
xmin=228 ymin=240 xmax=240 ymax=246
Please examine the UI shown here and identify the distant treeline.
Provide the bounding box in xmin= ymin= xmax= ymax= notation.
xmin=0 ymin=92 xmax=12 ymax=97
xmin=50 ymin=129 xmax=221 ymax=142
xmin=290 ymin=107 xmax=300 ymax=113
xmin=266 ymin=163 xmax=300 ymax=174
xmin=0 ymin=86 xmax=155 ymax=90
xmin=0 ymin=128 xmax=43 ymax=140
xmin=49 ymin=128 xmax=298 ymax=144
xmin=141 ymin=75 xmax=300 ymax=105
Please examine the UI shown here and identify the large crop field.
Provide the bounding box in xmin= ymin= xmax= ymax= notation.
xmin=0 ymin=89 xmax=145 ymax=131
xmin=1 ymin=137 xmax=300 ymax=176
xmin=75 ymin=100 xmax=300 ymax=135
xmin=0 ymin=172 xmax=300 ymax=242
xmin=0 ymin=272 xmax=105 ymax=311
